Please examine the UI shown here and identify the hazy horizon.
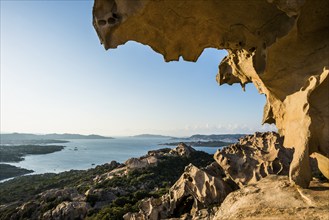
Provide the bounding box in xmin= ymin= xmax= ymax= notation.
xmin=0 ymin=1 xmax=277 ymax=137
xmin=0 ymin=131 xmax=257 ymax=138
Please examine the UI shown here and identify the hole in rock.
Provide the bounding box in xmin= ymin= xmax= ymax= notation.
xmin=98 ymin=20 xmax=106 ymax=26
xmin=108 ymin=17 xmax=116 ymax=24
xmin=249 ymin=47 xmax=256 ymax=52
xmin=112 ymin=13 xmax=119 ymax=19
xmin=172 ymin=195 xmax=194 ymax=217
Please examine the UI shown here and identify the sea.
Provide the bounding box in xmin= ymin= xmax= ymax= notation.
xmin=2 ymin=137 xmax=221 ymax=179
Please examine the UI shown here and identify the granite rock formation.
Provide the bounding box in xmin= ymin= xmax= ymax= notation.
xmin=124 ymin=132 xmax=299 ymax=219
xmin=13 ymin=188 xmax=90 ymax=220
xmin=92 ymin=0 xmax=329 ymax=187
xmin=124 ymin=164 xmax=235 ymax=220
xmin=214 ymin=175 xmax=329 ymax=220
xmin=169 ymin=143 xmax=196 ymax=157
xmin=214 ymin=132 xmax=293 ymax=186
xmin=124 ymin=143 xmax=195 ymax=171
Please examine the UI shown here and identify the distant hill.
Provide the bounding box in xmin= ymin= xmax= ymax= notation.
xmin=132 ymin=134 xmax=174 ymax=139
xmin=42 ymin=133 xmax=113 ymax=140
xmin=170 ymin=134 xmax=247 ymax=143
xmin=0 ymin=133 xmax=113 ymax=142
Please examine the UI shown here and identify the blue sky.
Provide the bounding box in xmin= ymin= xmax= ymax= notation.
xmin=0 ymin=1 xmax=275 ymax=136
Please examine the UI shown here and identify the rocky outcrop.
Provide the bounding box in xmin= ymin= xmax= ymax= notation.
xmin=125 ymin=143 xmax=195 ymax=171
xmin=214 ymin=132 xmax=293 ymax=186
xmin=92 ymin=0 xmax=329 ymax=187
xmin=214 ymin=175 xmax=329 ymax=220
xmin=125 ymin=156 xmax=158 ymax=170
xmin=45 ymin=201 xmax=90 ymax=220
xmin=124 ymin=132 xmax=298 ymax=219
xmin=85 ymin=188 xmax=117 ymax=209
xmin=130 ymin=132 xmax=328 ymax=220
xmin=124 ymin=164 xmax=235 ymax=220
xmin=169 ymin=143 xmax=196 ymax=157
xmin=13 ymin=188 xmax=89 ymax=220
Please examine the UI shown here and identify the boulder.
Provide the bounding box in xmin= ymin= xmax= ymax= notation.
xmin=14 ymin=188 xmax=87 ymax=220
xmin=148 ymin=148 xmax=171 ymax=156
xmin=214 ymin=132 xmax=293 ymax=186
xmin=85 ymin=188 xmax=117 ymax=208
xmin=124 ymin=164 xmax=235 ymax=219
xmin=169 ymin=143 xmax=196 ymax=157
xmin=169 ymin=164 xmax=235 ymax=215
xmin=125 ymin=156 xmax=158 ymax=170
xmin=47 ymin=201 xmax=91 ymax=220
xmin=214 ymin=175 xmax=329 ymax=220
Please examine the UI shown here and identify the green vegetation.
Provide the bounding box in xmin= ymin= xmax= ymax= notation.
xmin=0 ymin=150 xmax=214 ymax=220
xmin=0 ymin=164 xmax=33 ymax=180
xmin=0 ymin=145 xmax=65 ymax=162
xmin=87 ymin=151 xmax=213 ymax=219
xmin=0 ymin=162 xmax=120 ymax=205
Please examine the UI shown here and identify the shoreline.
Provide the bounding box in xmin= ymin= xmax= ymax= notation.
xmin=0 ymin=144 xmax=66 ymax=181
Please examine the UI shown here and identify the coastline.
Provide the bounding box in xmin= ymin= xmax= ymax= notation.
xmin=0 ymin=144 xmax=66 ymax=181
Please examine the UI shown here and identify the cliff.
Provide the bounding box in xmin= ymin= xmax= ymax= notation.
xmin=92 ymin=0 xmax=329 ymax=188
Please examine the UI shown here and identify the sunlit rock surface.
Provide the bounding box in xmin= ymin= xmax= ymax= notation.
xmin=124 ymin=133 xmax=328 ymax=220
xmin=124 ymin=164 xmax=235 ymax=220
xmin=93 ymin=0 xmax=329 ymax=187
xmin=214 ymin=175 xmax=329 ymax=220
xmin=214 ymin=132 xmax=293 ymax=186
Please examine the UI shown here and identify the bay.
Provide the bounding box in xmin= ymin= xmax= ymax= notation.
xmin=3 ymin=137 xmax=220 ymax=175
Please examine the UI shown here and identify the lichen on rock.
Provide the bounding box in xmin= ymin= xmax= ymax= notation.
xmin=92 ymin=0 xmax=329 ymax=188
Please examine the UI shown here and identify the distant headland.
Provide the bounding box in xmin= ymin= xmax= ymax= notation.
xmin=131 ymin=134 xmax=175 ymax=139
xmin=0 ymin=133 xmax=114 ymax=145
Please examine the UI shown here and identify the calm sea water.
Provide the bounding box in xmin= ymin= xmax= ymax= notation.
xmin=3 ymin=138 xmax=220 ymax=176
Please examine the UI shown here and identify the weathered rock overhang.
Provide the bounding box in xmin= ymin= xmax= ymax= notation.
xmin=92 ymin=0 xmax=329 ymax=187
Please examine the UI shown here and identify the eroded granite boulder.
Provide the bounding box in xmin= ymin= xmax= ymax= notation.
xmin=124 ymin=164 xmax=235 ymax=219
xmin=214 ymin=175 xmax=329 ymax=220
xmin=214 ymin=132 xmax=293 ymax=186
xmin=169 ymin=143 xmax=196 ymax=157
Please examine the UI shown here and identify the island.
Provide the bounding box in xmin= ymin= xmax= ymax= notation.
xmin=132 ymin=134 xmax=174 ymax=138
xmin=160 ymin=140 xmax=230 ymax=147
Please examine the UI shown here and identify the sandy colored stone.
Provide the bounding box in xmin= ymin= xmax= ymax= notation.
xmin=214 ymin=132 xmax=293 ymax=186
xmin=48 ymin=201 xmax=91 ymax=220
xmin=124 ymin=164 xmax=235 ymax=220
xmin=214 ymin=175 xmax=329 ymax=220
xmin=92 ymin=0 xmax=329 ymax=187
xmin=169 ymin=143 xmax=196 ymax=157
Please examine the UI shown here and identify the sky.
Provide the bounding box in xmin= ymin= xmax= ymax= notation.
xmin=0 ymin=1 xmax=276 ymax=137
